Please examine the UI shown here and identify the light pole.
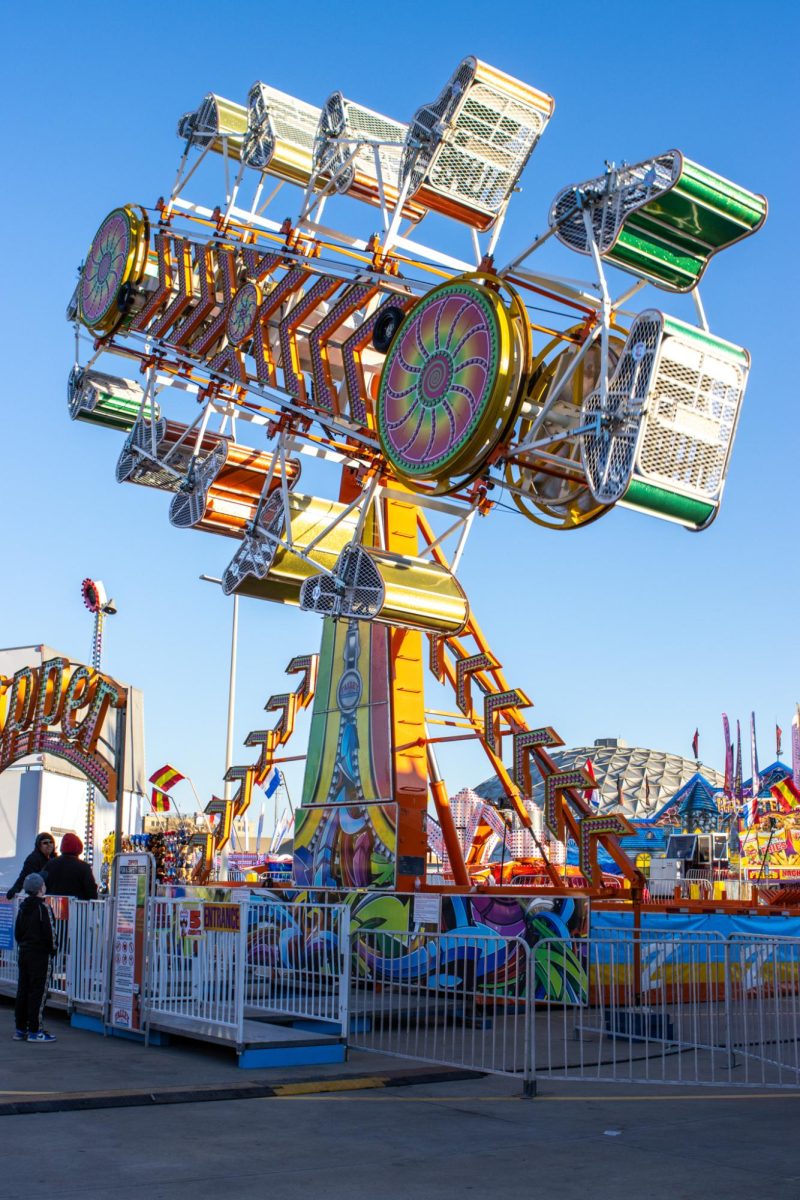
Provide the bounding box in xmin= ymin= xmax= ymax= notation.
xmin=81 ymin=578 xmax=117 ymax=870
xmin=199 ymin=575 xmax=239 ymax=873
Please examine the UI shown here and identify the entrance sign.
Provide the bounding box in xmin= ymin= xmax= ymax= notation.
xmin=203 ymin=903 xmax=241 ymax=933
xmin=0 ymin=657 xmax=127 ymax=800
xmin=108 ymin=852 xmax=154 ymax=1030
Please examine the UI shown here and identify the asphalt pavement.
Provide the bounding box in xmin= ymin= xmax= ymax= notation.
xmin=1 ymin=998 xmax=797 ymax=1200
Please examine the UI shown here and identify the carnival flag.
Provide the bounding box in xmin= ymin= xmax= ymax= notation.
xmin=770 ymin=777 xmax=800 ymax=813
xmin=723 ymin=714 xmax=733 ymax=796
xmin=776 ymin=724 xmax=783 ymax=759
xmin=691 ymin=729 xmax=700 ymax=760
xmin=150 ymin=789 xmax=171 ymax=813
xmin=735 ymin=720 xmax=743 ymax=803
xmin=262 ymin=766 xmax=282 ymax=799
xmin=750 ymin=712 xmax=760 ymax=799
xmin=149 ymin=764 xmax=185 ymax=792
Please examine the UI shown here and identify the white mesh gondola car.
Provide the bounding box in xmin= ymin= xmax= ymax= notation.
xmin=313 ymin=93 xmax=425 ymax=220
xmin=580 ymin=311 xmax=750 ymax=529
xmin=241 ymin=83 xmax=321 ymax=188
xmin=400 ymin=57 xmax=554 ymax=231
xmin=177 ymin=93 xmax=248 ymax=156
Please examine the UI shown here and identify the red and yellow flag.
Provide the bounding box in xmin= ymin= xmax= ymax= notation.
xmin=150 ymin=789 xmax=171 ymax=813
xmin=770 ymin=777 xmax=800 ymax=812
xmin=148 ymin=764 xmax=185 ymax=791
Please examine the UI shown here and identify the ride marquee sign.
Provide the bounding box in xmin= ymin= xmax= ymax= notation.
xmin=0 ymin=656 xmax=127 ymax=800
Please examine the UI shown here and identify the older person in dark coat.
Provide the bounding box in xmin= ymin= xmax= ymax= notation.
xmin=6 ymin=833 xmax=57 ymax=899
xmin=41 ymin=833 xmax=98 ymax=900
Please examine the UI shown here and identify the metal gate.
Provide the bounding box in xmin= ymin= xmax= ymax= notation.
xmin=246 ymin=899 xmax=350 ymax=1035
xmin=143 ymin=897 xmax=248 ymax=1040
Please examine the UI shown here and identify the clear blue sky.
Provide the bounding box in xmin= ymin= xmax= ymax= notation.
xmin=1 ymin=0 xmax=797 ymax=818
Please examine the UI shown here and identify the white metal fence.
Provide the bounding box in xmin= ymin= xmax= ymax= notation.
xmin=348 ymin=928 xmax=800 ymax=1091
xmin=5 ymin=891 xmax=800 ymax=1090
xmin=349 ymin=929 xmax=533 ymax=1088
xmin=246 ymin=899 xmax=350 ymax=1033
xmin=68 ymin=899 xmax=112 ymax=1010
xmin=143 ymin=897 xmax=248 ymax=1040
xmin=0 ymin=897 xmax=107 ymax=1008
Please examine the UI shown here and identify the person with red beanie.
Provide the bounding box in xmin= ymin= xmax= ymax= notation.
xmin=41 ymin=833 xmax=98 ymax=900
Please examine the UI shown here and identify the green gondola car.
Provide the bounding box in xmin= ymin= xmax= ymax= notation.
xmin=68 ymin=367 xmax=159 ymax=431
xmin=550 ymin=151 xmax=766 ymax=292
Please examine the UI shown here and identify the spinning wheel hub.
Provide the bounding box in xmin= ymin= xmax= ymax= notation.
xmin=419 ymin=353 xmax=454 ymax=404
xmin=377 ymin=276 xmax=526 ymax=492
xmin=78 ymin=206 xmax=149 ymax=335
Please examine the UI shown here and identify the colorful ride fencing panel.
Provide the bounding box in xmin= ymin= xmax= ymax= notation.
xmin=293 ymin=802 xmax=398 ymax=889
xmin=243 ymin=888 xmax=588 ymax=1002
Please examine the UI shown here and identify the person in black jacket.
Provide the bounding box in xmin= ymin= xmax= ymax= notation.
xmin=6 ymin=833 xmax=57 ymax=899
xmin=14 ymin=873 xmax=57 ymax=1042
xmin=41 ymin=833 xmax=98 ymax=900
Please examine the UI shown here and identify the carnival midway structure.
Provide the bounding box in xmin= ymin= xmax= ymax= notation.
xmin=67 ymin=58 xmax=768 ymax=905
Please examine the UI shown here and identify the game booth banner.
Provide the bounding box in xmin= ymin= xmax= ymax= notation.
xmin=589 ymin=909 xmax=800 ymax=999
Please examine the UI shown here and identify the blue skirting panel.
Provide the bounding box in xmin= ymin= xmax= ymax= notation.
xmin=70 ymin=1012 xmax=169 ymax=1045
xmin=238 ymin=1042 xmax=346 ymax=1070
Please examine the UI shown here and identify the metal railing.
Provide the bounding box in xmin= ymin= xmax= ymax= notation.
xmin=67 ymin=899 xmax=111 ymax=1010
xmin=0 ymin=896 xmax=107 ymax=1008
xmin=143 ymin=897 xmax=248 ymax=1041
xmin=349 ymin=929 xmax=533 ymax=1087
xmin=533 ymin=933 xmax=800 ymax=1088
xmin=246 ymin=899 xmax=350 ymax=1034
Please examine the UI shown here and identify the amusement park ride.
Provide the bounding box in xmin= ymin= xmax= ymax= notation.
xmin=66 ymin=59 xmax=766 ymax=898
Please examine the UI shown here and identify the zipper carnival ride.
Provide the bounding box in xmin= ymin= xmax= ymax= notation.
xmin=67 ymin=59 xmax=766 ymax=900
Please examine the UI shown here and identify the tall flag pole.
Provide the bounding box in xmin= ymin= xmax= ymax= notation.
xmin=722 ymin=714 xmax=733 ymax=796
xmin=792 ymin=704 xmax=800 ymax=788
xmin=750 ymin=712 xmax=760 ymax=800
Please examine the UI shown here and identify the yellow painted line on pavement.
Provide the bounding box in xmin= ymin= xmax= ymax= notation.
xmin=273 ymin=1076 xmax=388 ymax=1095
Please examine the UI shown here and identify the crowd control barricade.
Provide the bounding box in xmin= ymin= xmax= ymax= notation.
xmin=67 ymin=899 xmax=112 ymax=1011
xmin=142 ymin=897 xmax=248 ymax=1042
xmin=532 ymin=932 xmax=800 ymax=1088
xmin=246 ymin=899 xmax=350 ymax=1035
xmin=723 ymin=935 xmax=800 ymax=1086
xmin=348 ymin=928 xmax=533 ymax=1086
xmin=0 ymin=896 xmax=108 ymax=1011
